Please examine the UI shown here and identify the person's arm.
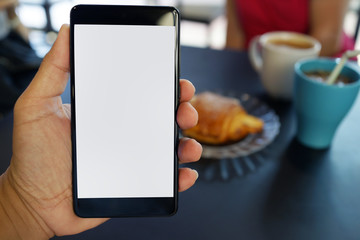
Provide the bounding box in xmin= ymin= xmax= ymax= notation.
xmin=309 ymin=0 xmax=350 ymax=56
xmin=4 ymin=1 xmax=30 ymax=41
xmin=0 ymin=0 xmax=17 ymax=9
xmin=225 ymin=0 xmax=245 ymax=50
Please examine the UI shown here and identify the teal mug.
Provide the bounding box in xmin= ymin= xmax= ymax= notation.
xmin=294 ymin=58 xmax=360 ymax=149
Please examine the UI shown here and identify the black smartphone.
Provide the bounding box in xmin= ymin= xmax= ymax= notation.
xmin=70 ymin=5 xmax=179 ymax=217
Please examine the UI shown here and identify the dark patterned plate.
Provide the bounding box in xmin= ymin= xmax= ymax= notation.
xmin=199 ymin=93 xmax=280 ymax=159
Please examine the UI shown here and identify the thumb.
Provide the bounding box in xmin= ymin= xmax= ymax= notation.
xmin=24 ymin=24 xmax=70 ymax=99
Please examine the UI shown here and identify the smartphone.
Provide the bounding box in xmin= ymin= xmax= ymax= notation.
xmin=70 ymin=5 xmax=179 ymax=217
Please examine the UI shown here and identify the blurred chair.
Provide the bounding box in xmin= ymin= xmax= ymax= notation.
xmin=176 ymin=0 xmax=224 ymax=25
xmin=174 ymin=0 xmax=225 ymax=47
xmin=346 ymin=0 xmax=360 ymax=43
xmin=19 ymin=0 xmax=56 ymax=32
xmin=17 ymin=0 xmax=74 ymax=56
xmin=354 ymin=7 xmax=360 ymax=41
xmin=18 ymin=0 xmax=72 ymax=32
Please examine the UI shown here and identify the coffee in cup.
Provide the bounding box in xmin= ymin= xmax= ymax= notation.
xmin=305 ymin=70 xmax=353 ymax=86
xmin=249 ymin=31 xmax=321 ymax=100
xmin=267 ymin=38 xmax=315 ymax=49
xmin=294 ymin=58 xmax=360 ymax=149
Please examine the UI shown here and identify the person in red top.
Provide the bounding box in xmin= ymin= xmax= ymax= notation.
xmin=226 ymin=0 xmax=354 ymax=57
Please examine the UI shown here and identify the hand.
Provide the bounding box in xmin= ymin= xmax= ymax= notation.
xmin=0 ymin=25 xmax=202 ymax=239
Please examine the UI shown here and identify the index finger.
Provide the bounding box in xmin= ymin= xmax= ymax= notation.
xmin=180 ymin=79 xmax=195 ymax=103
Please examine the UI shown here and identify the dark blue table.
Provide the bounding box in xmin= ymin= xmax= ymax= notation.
xmin=1 ymin=46 xmax=360 ymax=240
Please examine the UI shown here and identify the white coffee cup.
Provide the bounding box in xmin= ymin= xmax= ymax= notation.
xmin=249 ymin=31 xmax=321 ymax=100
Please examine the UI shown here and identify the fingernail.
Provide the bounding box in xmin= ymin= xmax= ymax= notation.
xmin=192 ymin=138 xmax=202 ymax=148
xmin=192 ymin=169 xmax=199 ymax=180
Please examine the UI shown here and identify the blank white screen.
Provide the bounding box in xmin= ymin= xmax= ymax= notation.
xmin=74 ymin=25 xmax=175 ymax=198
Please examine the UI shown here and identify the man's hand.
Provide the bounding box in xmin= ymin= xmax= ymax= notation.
xmin=0 ymin=25 xmax=202 ymax=239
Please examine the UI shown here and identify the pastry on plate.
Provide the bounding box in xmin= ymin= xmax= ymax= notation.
xmin=182 ymin=92 xmax=264 ymax=145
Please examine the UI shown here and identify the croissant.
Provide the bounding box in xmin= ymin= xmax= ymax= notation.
xmin=183 ymin=92 xmax=264 ymax=145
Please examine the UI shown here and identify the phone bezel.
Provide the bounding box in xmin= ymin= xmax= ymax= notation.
xmin=70 ymin=4 xmax=180 ymax=217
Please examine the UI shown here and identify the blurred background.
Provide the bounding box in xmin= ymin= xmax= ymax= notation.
xmin=0 ymin=0 xmax=360 ymax=118
xmin=13 ymin=0 xmax=360 ymax=57
xmin=16 ymin=0 xmax=226 ymax=56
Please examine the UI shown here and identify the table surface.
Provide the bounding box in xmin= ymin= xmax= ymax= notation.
xmin=1 ymin=46 xmax=360 ymax=240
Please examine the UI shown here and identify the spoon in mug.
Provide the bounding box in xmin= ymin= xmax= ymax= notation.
xmin=326 ymin=49 xmax=360 ymax=85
